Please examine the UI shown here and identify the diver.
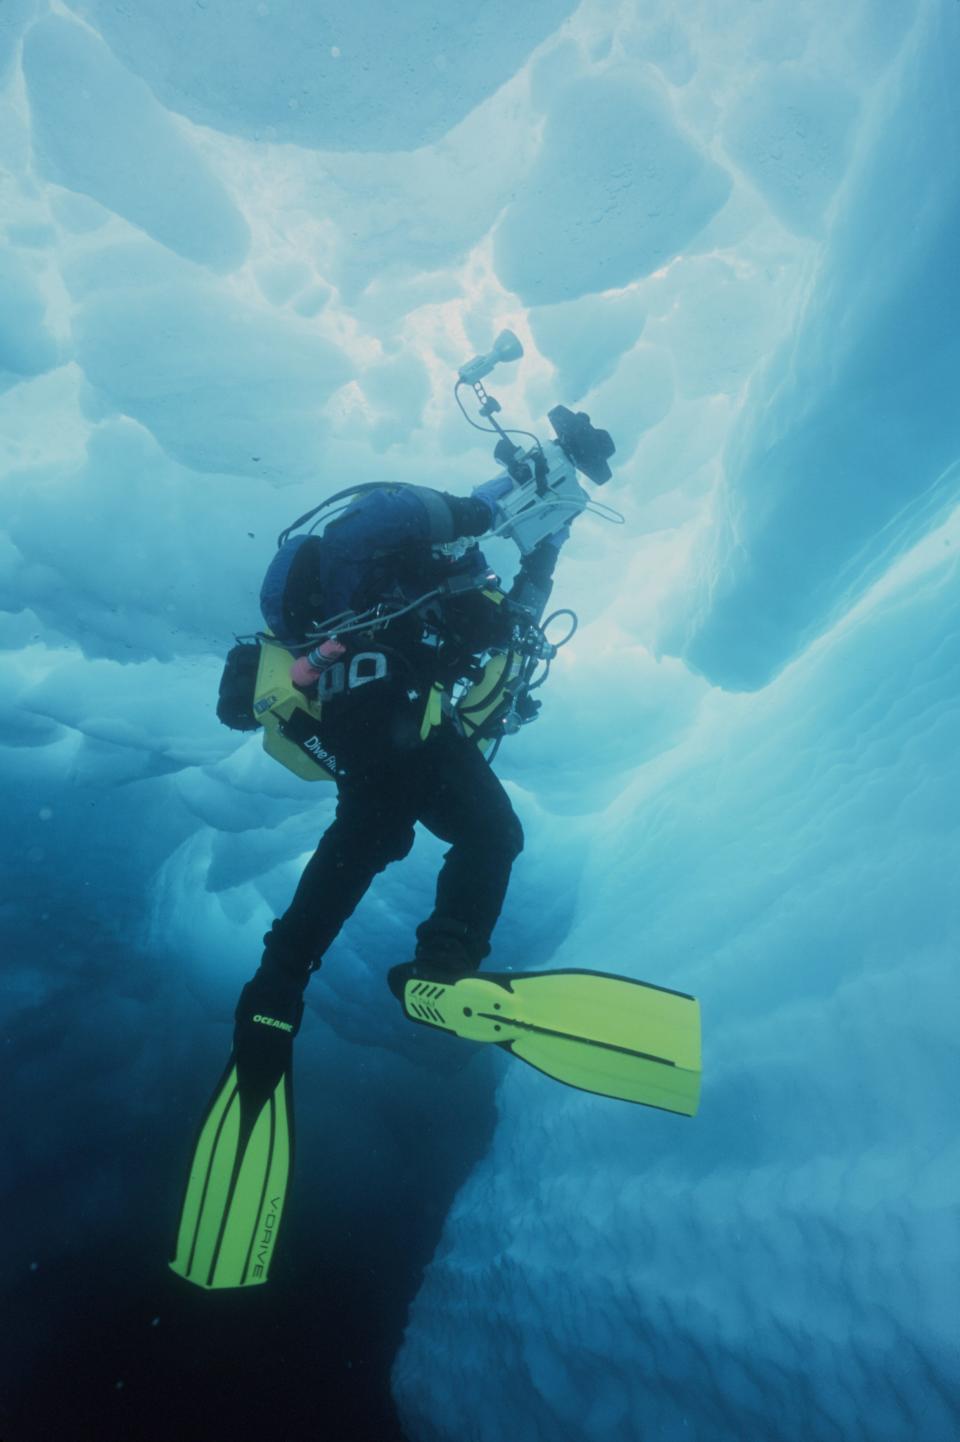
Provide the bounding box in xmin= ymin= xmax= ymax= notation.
xmin=233 ymin=475 xmax=570 ymax=1086
xmin=171 ymin=344 xmax=702 ymax=1291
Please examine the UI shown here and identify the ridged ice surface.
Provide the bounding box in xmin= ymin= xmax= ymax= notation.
xmin=394 ymin=519 xmax=960 ymax=1441
xmin=1 ymin=0 xmax=957 ymax=1438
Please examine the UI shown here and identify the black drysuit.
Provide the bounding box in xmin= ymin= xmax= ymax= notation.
xmin=256 ymin=488 xmax=557 ymax=989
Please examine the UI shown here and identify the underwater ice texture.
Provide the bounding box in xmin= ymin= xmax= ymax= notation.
xmin=1 ymin=0 xmax=958 ymax=1439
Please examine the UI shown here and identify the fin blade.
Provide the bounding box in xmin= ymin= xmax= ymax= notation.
xmin=170 ymin=1063 xmax=293 ymax=1289
xmin=169 ymin=1063 xmax=240 ymax=1286
xmin=507 ymin=1030 xmax=701 ymax=1115
xmin=401 ymin=967 xmax=701 ymax=1112
xmin=210 ymin=1075 xmax=291 ymax=1288
xmin=494 ymin=969 xmax=701 ymax=1075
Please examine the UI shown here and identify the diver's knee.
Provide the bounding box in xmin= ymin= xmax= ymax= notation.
xmin=475 ymin=810 xmax=523 ymax=866
xmin=369 ymin=824 xmax=416 ymax=871
xmin=501 ymin=809 xmax=524 ymax=861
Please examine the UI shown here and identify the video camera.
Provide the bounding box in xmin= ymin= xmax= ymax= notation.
xmin=457 ymin=331 xmax=616 ymax=555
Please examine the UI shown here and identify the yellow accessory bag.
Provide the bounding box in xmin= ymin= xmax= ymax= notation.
xmin=253 ymin=636 xmax=337 ymax=782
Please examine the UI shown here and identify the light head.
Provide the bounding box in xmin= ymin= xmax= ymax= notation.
xmin=458 ymin=329 xmax=524 ymax=386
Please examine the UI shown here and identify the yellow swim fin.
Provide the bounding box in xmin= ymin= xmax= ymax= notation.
xmin=396 ymin=967 xmax=701 ymax=1116
xmin=169 ymin=1050 xmax=293 ymax=1289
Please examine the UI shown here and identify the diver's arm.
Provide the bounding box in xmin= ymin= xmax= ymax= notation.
xmin=398 ymin=476 xmax=512 ymax=547
xmin=506 ymin=526 xmax=570 ymax=622
xmin=441 ymin=492 xmax=494 ymax=539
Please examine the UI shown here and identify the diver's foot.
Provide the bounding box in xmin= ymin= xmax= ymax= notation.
xmin=235 ymin=969 xmax=305 ymax=1032
xmin=233 ymin=970 xmax=306 ymax=1088
xmin=387 ymin=958 xmax=479 ymax=1004
xmin=389 ymin=919 xmax=487 ymax=1004
xmin=387 ymin=961 xmax=417 ymax=1002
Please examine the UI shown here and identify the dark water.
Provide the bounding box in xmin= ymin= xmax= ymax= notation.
xmin=0 ymin=767 xmax=503 ymax=1442
xmin=1 ymin=786 xmax=496 ymax=1442
xmin=3 ymin=1035 xmax=495 ymax=1442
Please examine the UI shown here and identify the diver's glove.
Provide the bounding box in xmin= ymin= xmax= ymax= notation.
xmin=470 ymin=473 xmax=516 ymax=528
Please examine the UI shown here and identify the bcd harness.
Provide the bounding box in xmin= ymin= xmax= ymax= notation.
xmin=217 ymin=481 xmax=578 ymax=782
xmin=220 ymin=580 xmax=572 ymax=784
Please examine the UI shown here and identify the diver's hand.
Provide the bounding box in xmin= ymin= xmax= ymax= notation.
xmin=471 ymin=473 xmax=516 ymax=527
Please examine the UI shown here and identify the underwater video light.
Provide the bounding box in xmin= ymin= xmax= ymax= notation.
xmin=457 ymin=329 xmax=524 ymax=386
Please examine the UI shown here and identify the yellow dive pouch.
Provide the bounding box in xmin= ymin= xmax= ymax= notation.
xmin=252 ymin=636 xmax=337 ymax=782
xmin=450 ymin=593 xmax=523 ymax=755
xmin=449 ymin=588 xmax=532 ymax=757
xmin=454 ymin=650 xmax=525 ymax=756
xmin=419 ymin=682 xmax=446 ymax=741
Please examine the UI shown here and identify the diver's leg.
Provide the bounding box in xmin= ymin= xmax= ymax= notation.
xmin=259 ymin=772 xmax=418 ymax=983
xmin=236 ymin=770 xmax=417 ymax=1045
xmin=411 ymin=728 xmax=524 ymax=972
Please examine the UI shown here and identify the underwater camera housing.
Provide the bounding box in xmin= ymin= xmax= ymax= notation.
xmin=455 ymin=331 xmax=617 ymax=554
xmin=490 ymin=435 xmax=590 ymax=554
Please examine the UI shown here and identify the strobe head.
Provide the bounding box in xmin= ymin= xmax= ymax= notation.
xmin=458 ymin=329 xmax=524 ymax=386
xmin=548 ymin=406 xmax=615 ymax=486
xmin=490 ymin=329 xmax=524 ymax=366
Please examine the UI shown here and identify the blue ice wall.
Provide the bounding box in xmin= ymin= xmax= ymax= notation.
xmin=395 ymin=509 xmax=960 ymax=1442
xmin=663 ymin=1 xmax=960 ymax=688
xmin=1 ymin=0 xmax=958 ymax=1439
